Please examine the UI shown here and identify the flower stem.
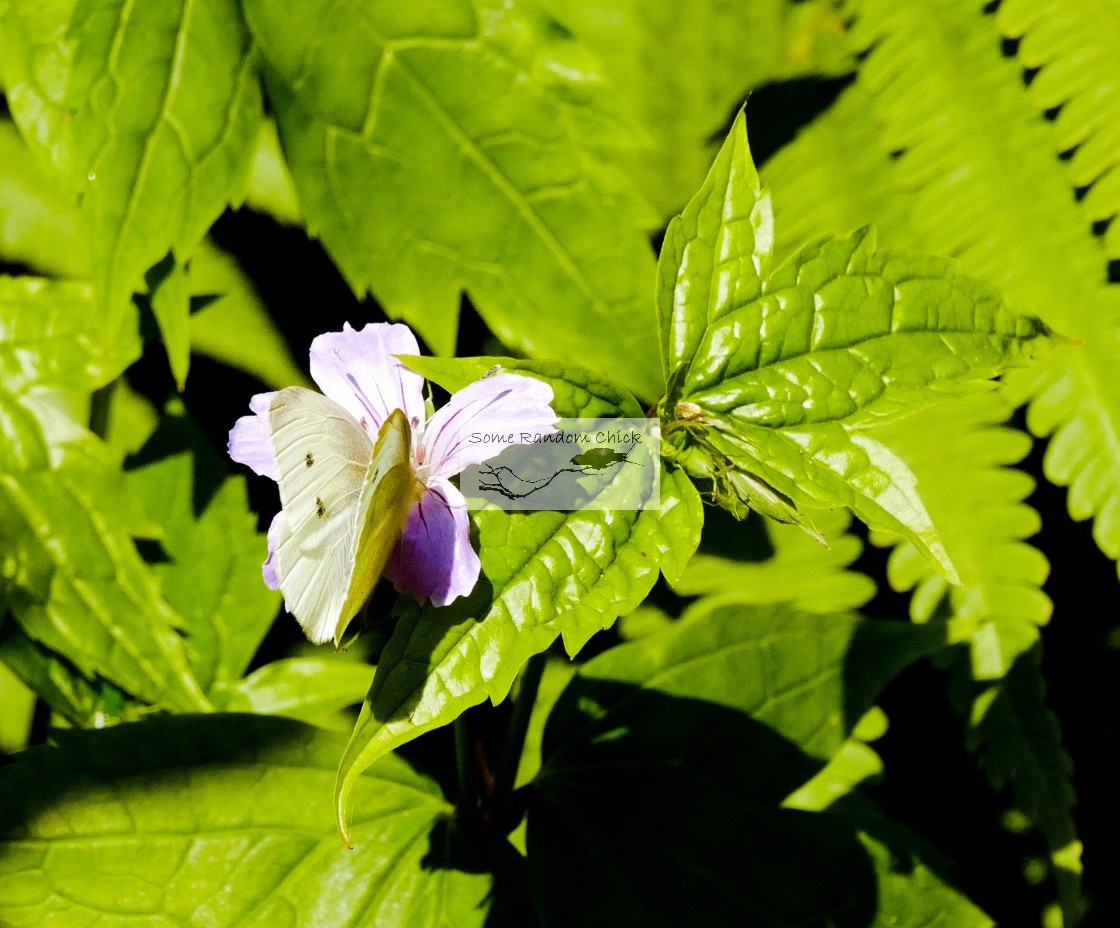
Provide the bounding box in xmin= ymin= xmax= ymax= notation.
xmin=490 ymin=651 xmax=547 ymax=817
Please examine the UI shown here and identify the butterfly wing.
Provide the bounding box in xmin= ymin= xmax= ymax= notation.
xmin=338 ymin=408 xmax=414 ymax=643
xmin=269 ymin=386 xmax=373 ymax=643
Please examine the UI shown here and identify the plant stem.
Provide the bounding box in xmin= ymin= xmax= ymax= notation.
xmin=490 ymin=651 xmax=547 ymax=816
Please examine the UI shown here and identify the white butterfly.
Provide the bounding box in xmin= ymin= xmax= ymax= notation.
xmin=268 ymin=387 xmax=414 ymax=645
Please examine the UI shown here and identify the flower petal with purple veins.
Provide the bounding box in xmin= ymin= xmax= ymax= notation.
xmin=420 ymin=372 xmax=557 ymax=481
xmin=308 ymin=322 xmax=426 ymax=438
xmin=262 ymin=511 xmax=284 ymax=592
xmin=228 ymin=391 xmax=278 ymax=480
xmin=384 ymin=479 xmax=480 ymax=608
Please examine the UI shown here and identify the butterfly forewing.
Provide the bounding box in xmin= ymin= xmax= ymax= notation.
xmin=337 ymin=408 xmax=414 ymax=643
xmin=269 ymin=387 xmax=373 ymax=643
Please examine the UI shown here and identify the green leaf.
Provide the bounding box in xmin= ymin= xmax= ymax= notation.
xmin=0 ymin=119 xmax=303 ymax=390
xmin=124 ymin=403 xmax=280 ymax=691
xmin=660 ymin=113 xmax=1052 ymax=575
xmin=871 ymin=392 xmax=1051 ymax=678
xmin=996 ymin=0 xmax=1120 ymax=259
xmin=675 ymin=507 xmax=876 ymax=613
xmin=66 ymin=0 xmax=263 ymax=340
xmin=146 ymin=256 xmax=191 ymax=391
xmin=216 ymin=657 xmax=375 ymax=728
xmin=0 ymin=118 xmax=87 ymax=277
xmin=759 ymin=63 xmax=1075 ymax=914
xmin=512 ymin=656 xmax=576 ymax=791
xmin=401 ymin=354 xmax=646 ymax=419
xmin=762 ymin=82 xmax=910 ymax=268
xmin=0 ymin=0 xmax=79 ymax=182
xmin=675 ymin=223 xmax=1052 ymax=429
xmin=100 ymin=379 xmax=159 ymax=464
xmin=242 ymin=116 xmax=302 ymax=225
xmin=782 ymin=709 xmax=887 ymax=812
xmin=656 ymin=108 xmax=774 ymax=386
xmin=187 ymin=239 xmax=310 ymax=389
xmin=244 ymin=0 xmax=661 ymax=396
xmin=0 ymin=654 xmax=36 ymax=753
xmin=0 ymin=466 xmax=210 ymax=711
xmin=832 ymin=0 xmax=1120 ymax=579
xmin=336 ymin=357 xmax=701 ymax=842
xmin=966 ymin=646 xmax=1082 ymax=926
xmin=0 ymin=714 xmax=509 ymax=927
xmin=527 ymin=601 xmax=988 ymax=927
xmin=0 ymin=277 xmax=139 ymax=394
xmin=0 ymin=619 xmax=137 ymax=727
xmin=537 ymin=0 xmax=854 ymax=218
xmin=0 ymin=276 xmax=206 ymax=712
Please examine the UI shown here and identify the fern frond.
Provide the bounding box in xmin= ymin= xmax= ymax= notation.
xmin=814 ymin=0 xmax=1120 ymax=580
xmin=761 ymin=6 xmax=1088 ymax=916
xmin=872 ymin=392 xmax=1050 ymax=677
xmin=763 ymin=83 xmax=908 ymax=265
xmin=996 ymin=0 xmax=1120 ymax=258
xmin=844 ymin=0 xmax=1105 ymax=304
xmin=674 ymin=508 xmax=876 ymax=614
xmin=965 ymin=645 xmax=1081 ymax=926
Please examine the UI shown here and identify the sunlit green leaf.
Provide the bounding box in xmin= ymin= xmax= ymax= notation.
xmin=0 ymin=116 xmax=305 ymax=390
xmin=242 ymin=116 xmax=302 ymax=226
xmin=762 ymin=55 xmax=1078 ymax=917
xmin=216 ymin=657 xmax=375 ymax=728
xmin=513 ymin=656 xmax=576 ymax=791
xmin=0 ymin=655 xmax=35 ymax=753
xmin=0 ymin=714 xmax=509 ymax=928
xmin=146 ymin=257 xmax=191 ymax=391
xmin=675 ymin=507 xmax=876 ymax=613
xmin=336 ymin=357 xmax=701 ymax=841
xmin=762 ymin=82 xmax=909 ymax=267
xmin=676 ymin=223 xmax=1051 ymax=429
xmin=0 ymin=119 xmax=87 ymax=276
xmin=0 ymin=277 xmax=139 ymax=394
xmin=0 ymin=273 xmax=206 ymax=712
xmin=0 ymin=466 xmax=209 ymax=711
xmin=65 ymin=0 xmax=263 ymax=342
xmin=527 ymin=601 xmax=988 ymax=927
xmin=836 ymin=0 xmax=1120 ymax=582
xmin=656 ymin=108 xmax=773 ymax=387
xmin=245 ymin=0 xmax=661 ymax=396
xmin=100 ymin=379 xmax=159 ymax=464
xmin=0 ymin=0 xmax=79 ymax=182
xmin=660 ymin=113 xmax=1052 ymax=579
xmin=0 ymin=619 xmax=136 ymax=727
xmin=124 ymin=403 xmax=280 ymax=691
xmin=871 ymin=392 xmax=1050 ymax=677
xmin=995 ymin=0 xmax=1120 ymax=258
xmin=537 ymin=0 xmax=854 ymax=218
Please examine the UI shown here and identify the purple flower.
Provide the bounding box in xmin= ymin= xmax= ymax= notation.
xmin=228 ymin=322 xmax=555 ymax=634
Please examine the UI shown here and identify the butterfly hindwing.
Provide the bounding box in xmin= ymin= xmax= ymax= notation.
xmin=338 ymin=408 xmax=414 ymax=642
xmin=269 ymin=387 xmax=373 ymax=643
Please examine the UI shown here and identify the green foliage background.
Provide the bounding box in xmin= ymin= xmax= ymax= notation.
xmin=0 ymin=0 xmax=1117 ymax=925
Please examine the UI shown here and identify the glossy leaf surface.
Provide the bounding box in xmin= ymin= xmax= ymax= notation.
xmin=336 ymin=357 xmax=702 ymax=841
